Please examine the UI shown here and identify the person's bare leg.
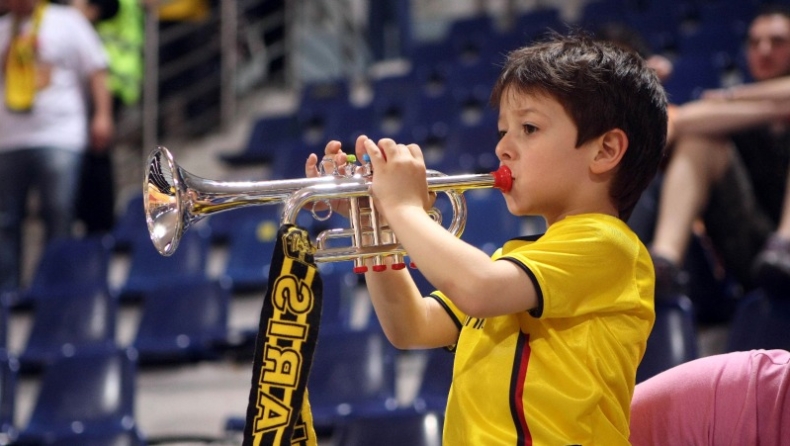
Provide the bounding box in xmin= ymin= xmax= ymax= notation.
xmin=651 ymin=134 xmax=732 ymax=265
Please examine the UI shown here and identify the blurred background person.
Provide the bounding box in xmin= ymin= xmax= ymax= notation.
xmin=649 ymin=4 xmax=790 ymax=297
xmin=0 ymin=0 xmax=112 ymax=291
xmin=70 ymin=0 xmax=145 ymax=234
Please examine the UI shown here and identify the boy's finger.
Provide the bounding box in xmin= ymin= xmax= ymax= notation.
xmin=406 ymin=143 xmax=424 ymax=164
xmin=305 ymin=153 xmax=319 ymax=177
xmin=363 ymin=138 xmax=385 ymax=166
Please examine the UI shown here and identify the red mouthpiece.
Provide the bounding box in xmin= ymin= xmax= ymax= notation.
xmin=491 ymin=166 xmax=513 ymax=192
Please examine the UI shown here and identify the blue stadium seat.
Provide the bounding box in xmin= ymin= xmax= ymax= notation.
xmin=511 ymin=6 xmax=564 ymax=43
xmin=317 ymin=263 xmax=362 ymax=332
xmin=331 ymin=407 xmax=444 ymax=446
xmin=662 ymin=53 xmax=723 ymax=103
xmin=47 ymin=430 xmax=147 ymax=446
xmin=16 ymin=346 xmax=141 ymax=444
xmin=459 ymin=188 xmax=522 ymax=255
xmin=117 ymin=229 xmax=210 ymax=302
xmin=219 ymin=114 xmax=301 ymax=166
xmin=11 ymin=235 xmax=112 ymax=308
xmin=412 ymin=348 xmax=454 ymax=412
xmin=0 ymin=349 xmax=18 ymax=443
xmin=18 ymin=284 xmax=117 ymax=374
xmin=111 ymin=194 xmax=146 ymax=252
xmin=636 ymin=294 xmax=698 ymax=383
xmin=0 ymin=297 xmax=7 ymax=350
xmin=726 ymin=287 xmax=790 ymax=352
xmin=132 ymin=279 xmax=230 ymax=366
xmin=206 ymin=203 xmax=282 ymax=245
xmin=308 ymin=327 xmax=400 ymax=434
xmin=221 ymin=218 xmax=279 ymax=293
xmin=444 ymin=108 xmax=500 ymax=174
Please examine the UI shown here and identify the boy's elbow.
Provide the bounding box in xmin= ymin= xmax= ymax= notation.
xmin=386 ymin=335 xmax=413 ymax=350
xmin=446 ymin=283 xmax=491 ymax=318
xmin=382 ymin=330 xmax=426 ymax=350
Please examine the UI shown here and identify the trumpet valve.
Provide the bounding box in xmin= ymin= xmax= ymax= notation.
xmin=353 ymin=260 xmax=368 ymax=274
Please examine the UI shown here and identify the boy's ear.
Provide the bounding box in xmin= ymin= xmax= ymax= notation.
xmin=590 ymin=129 xmax=628 ymax=174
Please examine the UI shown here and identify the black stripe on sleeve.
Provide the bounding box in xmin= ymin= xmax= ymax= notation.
xmin=497 ymin=257 xmax=544 ymax=318
xmin=427 ymin=293 xmax=463 ymax=331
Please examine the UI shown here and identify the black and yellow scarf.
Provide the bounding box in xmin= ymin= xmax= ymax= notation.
xmin=243 ymin=224 xmax=322 ymax=446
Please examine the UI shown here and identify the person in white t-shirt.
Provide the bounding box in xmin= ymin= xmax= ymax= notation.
xmin=0 ymin=0 xmax=113 ymax=292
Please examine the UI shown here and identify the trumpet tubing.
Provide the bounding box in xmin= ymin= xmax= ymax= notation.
xmin=145 ymin=146 xmax=512 ymax=272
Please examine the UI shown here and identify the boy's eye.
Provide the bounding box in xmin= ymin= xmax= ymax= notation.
xmin=523 ymin=124 xmax=538 ymax=134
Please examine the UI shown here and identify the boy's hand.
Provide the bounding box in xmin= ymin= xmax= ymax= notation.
xmin=304 ymin=139 xmax=352 ymax=217
xmin=305 ymin=140 xmax=345 ymax=178
xmin=362 ymin=137 xmax=432 ymax=218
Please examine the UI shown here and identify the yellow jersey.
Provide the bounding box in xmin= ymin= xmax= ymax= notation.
xmin=430 ymin=213 xmax=655 ymax=445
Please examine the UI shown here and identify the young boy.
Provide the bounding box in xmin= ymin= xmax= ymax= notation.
xmin=305 ymin=33 xmax=667 ymax=444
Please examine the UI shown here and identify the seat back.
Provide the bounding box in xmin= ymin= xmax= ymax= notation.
xmin=332 ymin=408 xmax=444 ymax=446
xmin=20 ymin=346 xmax=138 ymax=442
xmin=111 ymin=194 xmax=146 ymax=252
xmin=413 ymin=348 xmax=454 ymax=412
xmin=317 ymin=263 xmax=360 ymax=331
xmin=458 ymin=188 xmax=522 ymax=255
xmin=133 ymin=279 xmax=230 ymax=365
xmin=48 ymin=430 xmax=147 ymax=446
xmin=206 ymin=203 xmax=282 ymax=245
xmin=0 ymin=349 xmax=17 ymax=441
xmin=726 ymin=288 xmax=790 ymax=352
xmin=119 ymin=229 xmax=210 ymax=301
xmin=307 ymin=328 xmax=399 ymax=431
xmin=20 ymin=235 xmax=112 ymax=307
xmin=636 ymin=294 xmax=698 ymax=383
xmin=20 ymin=284 xmax=117 ymax=373
xmin=221 ymin=218 xmax=279 ymax=293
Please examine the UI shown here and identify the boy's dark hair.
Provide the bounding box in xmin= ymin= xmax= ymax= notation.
xmin=490 ymin=33 xmax=667 ymax=221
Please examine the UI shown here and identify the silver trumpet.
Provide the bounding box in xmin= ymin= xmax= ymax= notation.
xmin=144 ymin=146 xmax=512 ymax=273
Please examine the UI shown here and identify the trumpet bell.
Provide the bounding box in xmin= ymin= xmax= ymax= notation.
xmin=145 ymin=146 xmax=184 ymax=256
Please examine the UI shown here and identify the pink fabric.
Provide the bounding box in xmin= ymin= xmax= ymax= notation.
xmin=630 ymin=349 xmax=790 ymax=446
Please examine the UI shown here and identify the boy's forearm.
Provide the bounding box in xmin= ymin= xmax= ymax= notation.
xmin=363 ymin=267 xmax=453 ymax=349
xmin=384 ymin=205 xmax=519 ymax=317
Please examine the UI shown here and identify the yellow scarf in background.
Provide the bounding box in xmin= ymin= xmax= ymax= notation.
xmin=4 ymin=1 xmax=46 ymax=113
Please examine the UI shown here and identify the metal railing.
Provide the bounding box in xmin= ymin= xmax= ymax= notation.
xmin=141 ymin=0 xmax=290 ymax=151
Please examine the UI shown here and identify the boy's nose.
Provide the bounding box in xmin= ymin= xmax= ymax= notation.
xmin=495 ymin=140 xmax=513 ymax=160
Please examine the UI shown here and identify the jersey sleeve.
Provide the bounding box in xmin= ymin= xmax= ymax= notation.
xmin=500 ymin=220 xmax=650 ymax=319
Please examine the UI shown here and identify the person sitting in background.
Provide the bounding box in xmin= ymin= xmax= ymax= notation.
xmin=649 ymin=4 xmax=790 ymax=296
xmin=630 ymin=349 xmax=790 ymax=445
